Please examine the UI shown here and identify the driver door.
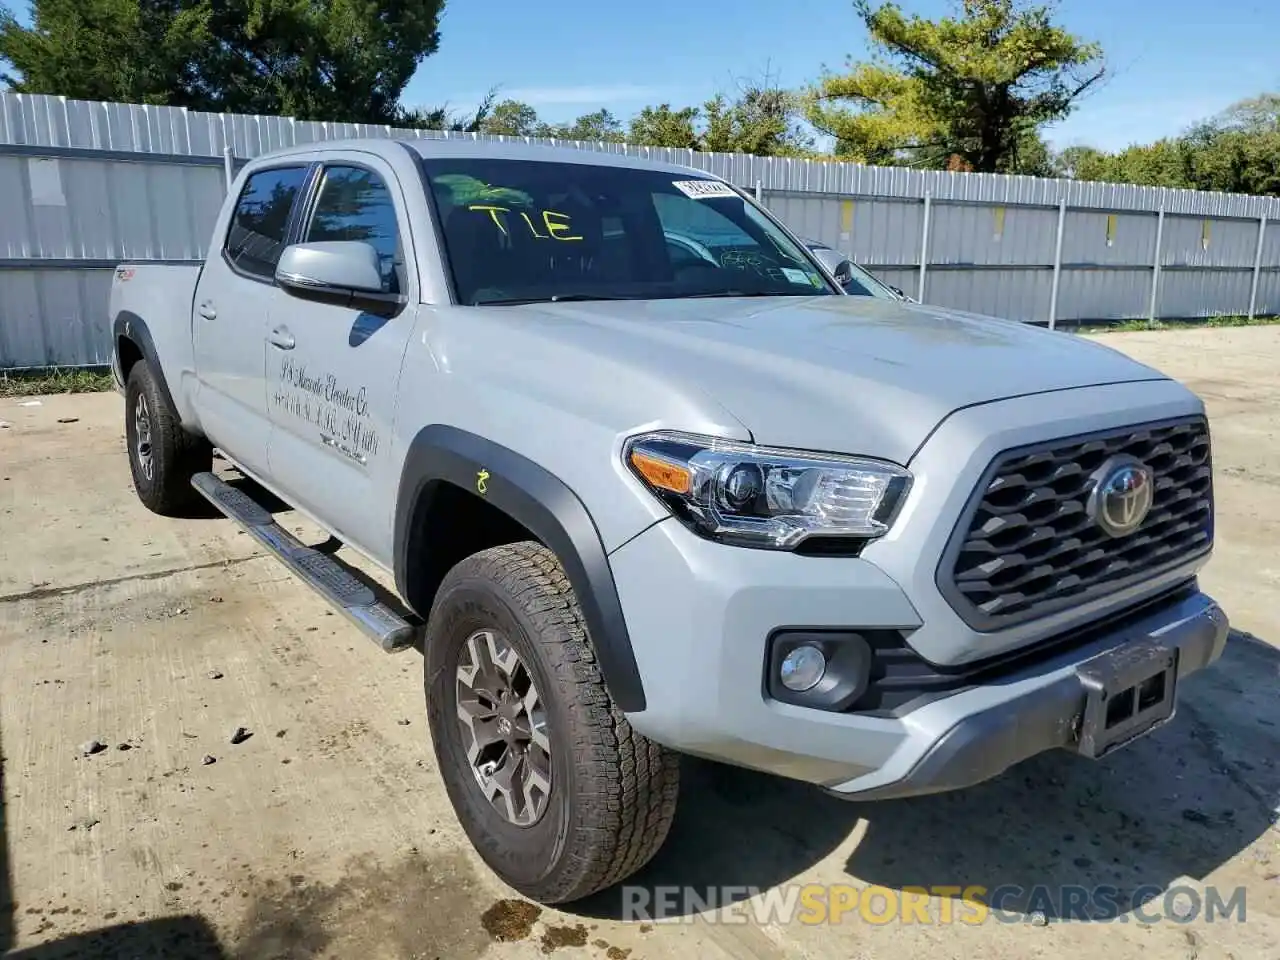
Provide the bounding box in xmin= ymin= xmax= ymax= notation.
xmin=265 ymin=154 xmax=419 ymax=566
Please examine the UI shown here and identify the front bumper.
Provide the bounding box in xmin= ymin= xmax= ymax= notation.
xmin=823 ymin=588 xmax=1228 ymax=799
xmin=609 ymin=516 xmax=1228 ymax=800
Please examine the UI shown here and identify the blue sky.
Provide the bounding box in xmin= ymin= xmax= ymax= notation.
xmin=405 ymin=0 xmax=1278 ymax=151
xmin=2 ymin=0 xmax=1275 ymax=151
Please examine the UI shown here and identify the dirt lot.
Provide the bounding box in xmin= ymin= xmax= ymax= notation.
xmin=1 ymin=326 xmax=1278 ymax=960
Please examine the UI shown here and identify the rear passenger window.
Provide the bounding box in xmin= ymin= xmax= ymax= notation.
xmin=304 ymin=165 xmax=403 ymax=293
xmin=224 ymin=166 xmax=309 ymax=279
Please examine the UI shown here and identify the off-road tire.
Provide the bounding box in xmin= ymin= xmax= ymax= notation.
xmin=425 ymin=541 xmax=680 ymax=904
xmin=124 ymin=359 xmax=211 ymax=515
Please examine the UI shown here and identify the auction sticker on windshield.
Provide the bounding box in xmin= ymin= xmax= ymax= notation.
xmin=672 ymin=179 xmax=740 ymax=200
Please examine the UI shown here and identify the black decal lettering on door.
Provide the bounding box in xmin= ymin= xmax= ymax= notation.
xmin=273 ymin=356 xmax=380 ymax=462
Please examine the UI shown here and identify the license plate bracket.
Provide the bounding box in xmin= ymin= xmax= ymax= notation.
xmin=1075 ymin=639 xmax=1179 ymax=759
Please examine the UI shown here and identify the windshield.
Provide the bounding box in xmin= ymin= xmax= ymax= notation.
xmin=420 ymin=158 xmax=837 ymax=305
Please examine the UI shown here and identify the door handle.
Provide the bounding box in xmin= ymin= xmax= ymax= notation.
xmin=268 ymin=326 xmax=295 ymax=350
xmin=197 ymin=303 xmax=216 ymax=320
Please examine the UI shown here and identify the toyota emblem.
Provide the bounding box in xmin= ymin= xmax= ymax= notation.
xmin=1087 ymin=455 xmax=1155 ymax=538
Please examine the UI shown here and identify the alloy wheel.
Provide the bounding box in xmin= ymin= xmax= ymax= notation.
xmin=455 ymin=629 xmax=552 ymax=826
xmin=133 ymin=393 xmax=154 ymax=482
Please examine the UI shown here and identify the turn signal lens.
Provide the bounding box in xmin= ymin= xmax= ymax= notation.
xmin=623 ymin=431 xmax=911 ymax=551
xmin=629 ymin=449 xmax=693 ymax=495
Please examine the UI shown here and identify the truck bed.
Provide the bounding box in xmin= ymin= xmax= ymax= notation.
xmin=109 ymin=263 xmax=202 ymax=323
xmin=108 ymin=262 xmax=202 ymax=395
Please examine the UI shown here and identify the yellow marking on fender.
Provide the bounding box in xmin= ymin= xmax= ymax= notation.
xmin=476 ymin=469 xmax=490 ymax=495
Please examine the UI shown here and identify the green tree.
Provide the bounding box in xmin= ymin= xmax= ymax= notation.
xmin=402 ymin=90 xmax=498 ymax=133
xmin=480 ymin=98 xmax=540 ymax=136
xmin=1051 ymin=144 xmax=1105 ymax=179
xmin=1186 ymin=94 xmax=1280 ymax=195
xmin=628 ymin=103 xmax=700 ymax=148
xmin=1056 ymin=93 xmax=1280 ymax=196
xmin=1073 ymin=139 xmax=1198 ymax=188
xmin=0 ymin=0 xmax=445 ymax=124
xmin=1003 ymin=126 xmax=1054 ymax=175
xmin=808 ymin=0 xmax=1105 ymax=171
xmin=702 ymin=86 xmax=814 ymax=156
xmin=0 ymin=0 xmax=211 ymax=105
xmin=627 ymin=84 xmax=813 ymax=156
xmin=536 ymin=108 xmax=625 ymax=142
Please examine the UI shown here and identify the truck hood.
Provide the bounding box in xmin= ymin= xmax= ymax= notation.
xmin=498 ymin=295 xmax=1167 ymax=464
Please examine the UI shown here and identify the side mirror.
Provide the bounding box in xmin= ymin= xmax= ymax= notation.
xmin=276 ymin=241 xmax=387 ymax=298
xmin=833 ymin=260 xmax=855 ymax=287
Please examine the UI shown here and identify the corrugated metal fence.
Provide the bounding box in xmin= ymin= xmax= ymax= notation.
xmin=2 ymin=92 xmax=1278 ymax=369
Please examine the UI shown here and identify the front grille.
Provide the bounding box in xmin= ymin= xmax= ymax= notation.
xmin=939 ymin=417 xmax=1213 ymax=630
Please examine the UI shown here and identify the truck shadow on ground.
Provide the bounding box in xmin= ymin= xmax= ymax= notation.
xmin=575 ymin=631 xmax=1279 ymax=923
xmin=0 ymin=916 xmax=227 ymax=960
xmin=163 ymin=464 xmax=295 ymax=521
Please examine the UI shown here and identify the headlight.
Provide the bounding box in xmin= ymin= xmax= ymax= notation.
xmin=623 ymin=431 xmax=912 ymax=551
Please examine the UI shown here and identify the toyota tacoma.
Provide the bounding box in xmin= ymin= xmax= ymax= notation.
xmin=109 ymin=138 xmax=1228 ymax=904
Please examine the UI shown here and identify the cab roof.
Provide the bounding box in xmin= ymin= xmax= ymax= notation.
xmin=248 ymin=136 xmax=718 ymax=180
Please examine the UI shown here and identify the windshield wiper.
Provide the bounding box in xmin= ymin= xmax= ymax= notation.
xmin=680 ymin=290 xmax=793 ymax=299
xmin=474 ymin=293 xmax=638 ymax=306
xmin=475 ymin=290 xmax=820 ymax=305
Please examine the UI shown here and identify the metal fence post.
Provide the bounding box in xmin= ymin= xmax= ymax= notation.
xmin=754 ymin=179 xmax=763 ymax=203
xmin=1147 ymin=204 xmax=1166 ymax=325
xmin=1047 ymin=198 xmax=1067 ymax=330
xmin=1248 ymin=214 xmax=1268 ymax=319
xmin=223 ymin=145 xmax=235 ymax=193
xmin=918 ymin=192 xmax=933 ymax=302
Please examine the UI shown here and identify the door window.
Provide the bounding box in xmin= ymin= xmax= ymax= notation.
xmin=224 ymin=165 xmax=310 ymax=279
xmin=304 ymin=165 xmax=404 ymax=294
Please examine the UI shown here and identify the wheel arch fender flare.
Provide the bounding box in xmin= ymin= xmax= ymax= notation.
xmin=394 ymin=425 xmax=647 ymax=713
xmin=113 ymin=311 xmax=178 ymax=416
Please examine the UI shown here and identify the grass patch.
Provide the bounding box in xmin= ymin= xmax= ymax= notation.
xmin=1074 ymin=314 xmax=1280 ymax=335
xmin=1203 ymin=314 xmax=1280 ymax=328
xmin=0 ymin=367 xmax=115 ymax=398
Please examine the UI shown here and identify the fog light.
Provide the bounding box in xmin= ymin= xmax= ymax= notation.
xmin=779 ymin=644 xmax=826 ymax=692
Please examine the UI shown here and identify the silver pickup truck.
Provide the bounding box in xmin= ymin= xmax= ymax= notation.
xmin=110 ymin=138 xmax=1228 ymax=904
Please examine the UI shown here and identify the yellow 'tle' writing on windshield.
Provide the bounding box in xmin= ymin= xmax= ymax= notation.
xmin=468 ymin=205 xmax=583 ymax=241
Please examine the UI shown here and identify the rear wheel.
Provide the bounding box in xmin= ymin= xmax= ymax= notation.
xmin=425 ymin=541 xmax=679 ymax=904
xmin=124 ymin=360 xmax=211 ymax=515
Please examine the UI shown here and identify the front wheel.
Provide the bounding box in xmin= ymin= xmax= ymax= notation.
xmin=425 ymin=541 xmax=680 ymax=904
